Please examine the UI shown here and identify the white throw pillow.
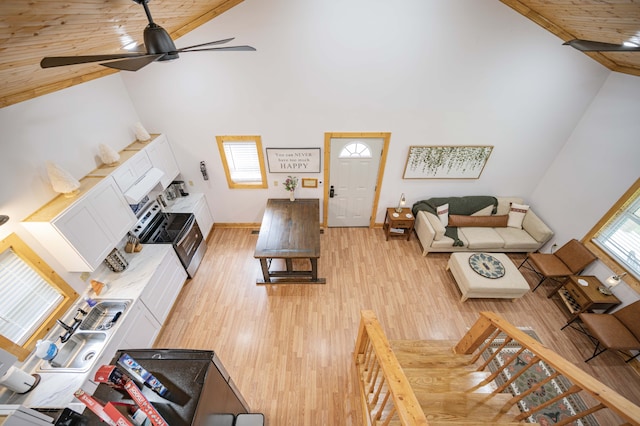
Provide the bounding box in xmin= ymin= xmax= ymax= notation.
xmin=425 ymin=213 xmax=446 ymax=240
xmin=507 ymin=202 xmax=530 ymax=229
xmin=437 ymin=203 xmax=449 ymax=227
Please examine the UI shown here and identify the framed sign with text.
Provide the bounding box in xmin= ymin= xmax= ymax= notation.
xmin=266 ymin=148 xmax=321 ymax=173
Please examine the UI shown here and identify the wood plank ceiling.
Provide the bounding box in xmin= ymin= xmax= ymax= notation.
xmin=0 ymin=0 xmax=639 ymax=108
xmin=0 ymin=0 xmax=243 ymax=108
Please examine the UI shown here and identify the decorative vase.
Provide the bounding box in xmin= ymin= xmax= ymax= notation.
xmin=133 ymin=122 xmax=151 ymax=141
xmin=289 ymin=191 xmax=295 ymax=202
xmin=98 ymin=143 xmax=120 ymax=166
xmin=46 ymin=161 xmax=81 ymax=197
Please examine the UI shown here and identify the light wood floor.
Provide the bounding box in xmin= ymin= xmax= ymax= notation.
xmin=154 ymin=227 xmax=640 ymax=425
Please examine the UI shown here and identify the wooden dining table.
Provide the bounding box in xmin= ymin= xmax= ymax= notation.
xmin=254 ymin=198 xmax=325 ymax=284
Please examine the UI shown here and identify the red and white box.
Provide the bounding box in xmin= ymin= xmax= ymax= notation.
xmin=74 ymin=389 xmax=133 ymax=426
xmin=123 ymin=380 xmax=168 ymax=426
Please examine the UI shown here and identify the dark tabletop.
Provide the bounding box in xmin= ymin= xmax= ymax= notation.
xmin=254 ymin=198 xmax=320 ymax=259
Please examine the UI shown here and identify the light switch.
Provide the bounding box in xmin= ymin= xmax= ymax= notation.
xmin=274 ymin=181 xmax=278 ymax=186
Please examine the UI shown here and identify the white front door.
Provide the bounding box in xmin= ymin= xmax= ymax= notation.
xmin=327 ymin=137 xmax=384 ymax=227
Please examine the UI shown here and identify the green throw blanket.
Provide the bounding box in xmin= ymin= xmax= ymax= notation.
xmin=412 ymin=196 xmax=498 ymax=246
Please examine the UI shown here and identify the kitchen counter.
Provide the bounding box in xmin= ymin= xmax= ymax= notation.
xmin=163 ymin=192 xmax=204 ymax=213
xmin=0 ymin=244 xmax=174 ymax=410
xmin=89 ymin=244 xmax=174 ymax=301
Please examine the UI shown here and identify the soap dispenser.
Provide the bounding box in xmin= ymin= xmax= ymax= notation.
xmin=35 ymin=339 xmax=58 ymax=361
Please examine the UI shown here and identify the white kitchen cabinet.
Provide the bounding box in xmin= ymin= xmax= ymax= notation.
xmin=119 ymin=301 xmax=162 ymax=349
xmin=146 ymin=134 xmax=180 ymax=189
xmin=111 ymin=149 xmax=152 ymax=193
xmin=22 ymin=176 xmax=136 ymax=272
xmin=194 ymin=195 xmax=214 ymax=240
xmin=140 ymin=248 xmax=187 ymax=324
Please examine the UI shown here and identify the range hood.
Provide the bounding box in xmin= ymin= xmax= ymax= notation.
xmin=124 ymin=167 xmax=164 ymax=204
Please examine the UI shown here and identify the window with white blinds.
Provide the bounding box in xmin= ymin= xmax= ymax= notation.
xmin=0 ymin=248 xmax=63 ymax=345
xmin=223 ymin=141 xmax=262 ymax=183
xmin=592 ymin=187 xmax=640 ymax=280
xmin=216 ymin=135 xmax=267 ymax=189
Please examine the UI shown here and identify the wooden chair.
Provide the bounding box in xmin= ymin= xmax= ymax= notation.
xmin=571 ymin=300 xmax=640 ymax=362
xmin=518 ymin=239 xmax=596 ymax=293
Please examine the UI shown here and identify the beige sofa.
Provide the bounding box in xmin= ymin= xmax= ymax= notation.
xmin=413 ymin=196 xmax=553 ymax=256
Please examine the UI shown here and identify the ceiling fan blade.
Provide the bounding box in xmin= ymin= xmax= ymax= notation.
xmin=178 ymin=37 xmax=235 ymax=52
xmin=181 ymin=46 xmax=257 ymax=52
xmin=99 ymin=54 xmax=166 ymax=71
xmin=41 ymin=53 xmax=148 ymax=68
xmin=564 ymin=39 xmax=640 ymax=52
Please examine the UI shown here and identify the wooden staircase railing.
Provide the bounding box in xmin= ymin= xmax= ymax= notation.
xmin=354 ymin=310 xmax=429 ymax=426
xmin=354 ymin=309 xmax=640 ymax=425
xmin=456 ymin=311 xmax=640 ymax=426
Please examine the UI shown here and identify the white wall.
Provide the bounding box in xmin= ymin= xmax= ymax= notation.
xmin=0 ymin=76 xmax=141 ymax=291
xmin=120 ymin=0 xmax=608 ymax=223
xmin=530 ymin=72 xmax=640 ymax=305
xmin=0 ymin=0 xmax=636 ymax=296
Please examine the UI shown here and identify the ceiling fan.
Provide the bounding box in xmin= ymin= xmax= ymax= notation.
xmin=564 ymin=39 xmax=640 ymax=52
xmin=40 ymin=0 xmax=255 ymax=72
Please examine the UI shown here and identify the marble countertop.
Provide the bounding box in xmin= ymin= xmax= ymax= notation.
xmin=163 ymin=192 xmax=203 ymax=213
xmin=0 ymin=244 xmax=173 ymax=410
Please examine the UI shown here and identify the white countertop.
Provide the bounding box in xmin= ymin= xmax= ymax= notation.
xmin=89 ymin=244 xmax=173 ymax=301
xmin=163 ymin=192 xmax=203 ymax=213
xmin=0 ymin=244 xmax=173 ymax=410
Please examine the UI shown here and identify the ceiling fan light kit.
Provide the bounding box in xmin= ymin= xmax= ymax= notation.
xmin=40 ymin=0 xmax=255 ymax=72
xmin=564 ymin=39 xmax=640 ymax=52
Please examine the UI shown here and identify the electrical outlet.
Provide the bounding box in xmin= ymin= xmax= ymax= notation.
xmin=274 ymin=180 xmax=278 ymax=186
xmin=188 ymin=180 xmax=194 ymax=186
xmin=80 ymin=272 xmax=90 ymax=281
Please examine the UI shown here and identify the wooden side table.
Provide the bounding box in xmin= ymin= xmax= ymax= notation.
xmin=383 ymin=208 xmax=415 ymax=241
xmin=556 ymin=275 xmax=621 ymax=328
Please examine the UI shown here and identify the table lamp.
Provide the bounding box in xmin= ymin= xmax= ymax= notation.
xmin=600 ymin=272 xmax=626 ymax=295
xmin=395 ymin=193 xmax=406 ymax=213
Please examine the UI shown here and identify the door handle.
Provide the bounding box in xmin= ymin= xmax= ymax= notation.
xmin=330 ymin=185 xmax=336 ymax=198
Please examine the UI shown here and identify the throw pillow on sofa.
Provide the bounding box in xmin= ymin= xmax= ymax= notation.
xmin=507 ymin=202 xmax=530 ymax=229
xmin=425 ymin=212 xmax=446 ymax=240
xmin=448 ymin=214 xmax=509 ymax=228
xmin=437 ymin=203 xmax=449 ymax=226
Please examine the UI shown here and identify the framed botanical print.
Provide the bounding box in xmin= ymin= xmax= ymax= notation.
xmin=403 ymin=145 xmax=493 ymax=179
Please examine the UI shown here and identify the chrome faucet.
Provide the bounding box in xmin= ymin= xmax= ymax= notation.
xmin=57 ymin=308 xmax=87 ymax=343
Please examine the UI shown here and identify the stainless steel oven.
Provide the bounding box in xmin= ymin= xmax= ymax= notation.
xmin=131 ymin=201 xmax=206 ymax=277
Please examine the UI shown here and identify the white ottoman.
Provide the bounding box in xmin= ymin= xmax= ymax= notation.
xmin=446 ymin=252 xmax=530 ymax=302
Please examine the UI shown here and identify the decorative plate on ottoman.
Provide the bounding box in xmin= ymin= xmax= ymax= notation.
xmin=468 ymin=253 xmax=505 ymax=279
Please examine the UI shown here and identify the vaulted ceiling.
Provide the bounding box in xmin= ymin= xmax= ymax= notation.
xmin=0 ymin=0 xmax=638 ymax=108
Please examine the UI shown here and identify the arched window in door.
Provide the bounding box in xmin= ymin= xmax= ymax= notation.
xmin=339 ymin=142 xmax=372 ymax=158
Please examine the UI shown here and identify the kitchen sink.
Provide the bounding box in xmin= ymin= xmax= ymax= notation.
xmin=38 ymin=331 xmax=107 ymax=372
xmin=79 ymin=299 xmax=130 ymax=331
xmin=37 ymin=299 xmax=131 ymax=373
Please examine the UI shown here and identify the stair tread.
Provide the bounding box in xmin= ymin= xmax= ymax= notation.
xmin=414 ymin=392 xmax=521 ymax=423
xmin=402 ymin=369 xmax=496 ymax=393
xmin=426 ymin=422 xmax=528 ymax=425
xmin=385 ymin=420 xmax=529 ymax=425
xmin=393 ymin=352 xmax=474 ymax=369
xmin=390 ymin=339 xmax=475 ymax=369
xmin=390 ymin=339 xmax=461 ymax=351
